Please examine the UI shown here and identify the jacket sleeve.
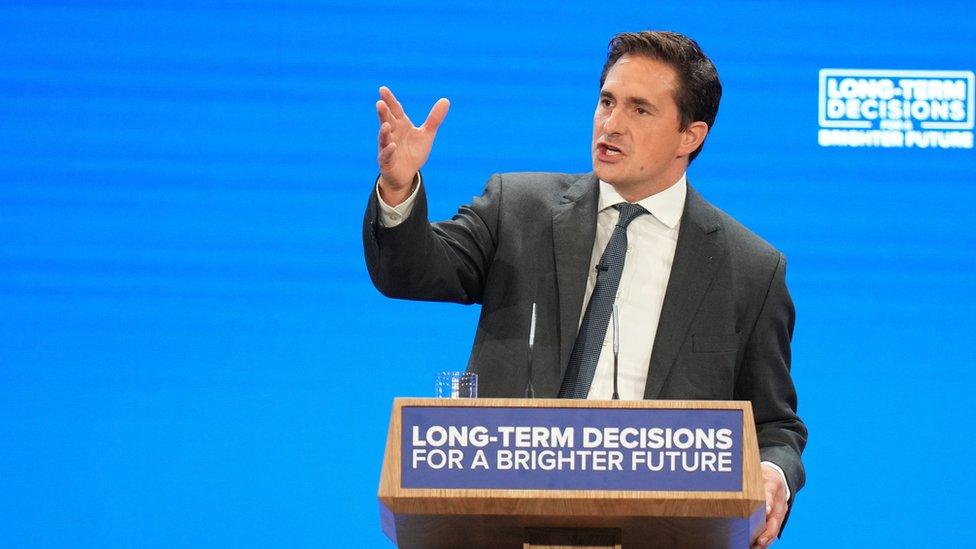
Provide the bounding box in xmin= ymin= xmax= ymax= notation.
xmin=736 ymin=252 xmax=807 ymax=521
xmin=363 ymin=174 xmax=501 ymax=304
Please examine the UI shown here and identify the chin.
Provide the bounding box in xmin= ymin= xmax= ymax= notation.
xmin=593 ymin=165 xmax=622 ymax=186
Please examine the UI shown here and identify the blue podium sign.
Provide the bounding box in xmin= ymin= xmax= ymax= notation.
xmin=400 ymin=405 xmax=743 ymax=492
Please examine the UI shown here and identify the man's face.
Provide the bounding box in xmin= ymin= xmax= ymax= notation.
xmin=592 ymin=54 xmax=699 ymax=197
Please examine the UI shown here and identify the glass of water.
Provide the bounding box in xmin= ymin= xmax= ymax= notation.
xmin=435 ymin=371 xmax=478 ymax=398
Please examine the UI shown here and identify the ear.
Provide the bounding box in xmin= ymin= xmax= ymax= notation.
xmin=678 ymin=121 xmax=709 ymax=157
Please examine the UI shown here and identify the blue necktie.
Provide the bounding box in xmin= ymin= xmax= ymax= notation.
xmin=559 ymin=203 xmax=647 ymax=399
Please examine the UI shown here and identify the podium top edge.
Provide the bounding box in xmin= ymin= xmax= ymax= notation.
xmin=391 ymin=397 xmax=751 ymax=411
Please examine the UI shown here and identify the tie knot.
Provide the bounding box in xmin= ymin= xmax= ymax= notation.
xmin=614 ymin=203 xmax=647 ymax=228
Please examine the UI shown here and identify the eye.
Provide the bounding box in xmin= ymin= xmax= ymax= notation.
xmin=600 ymin=98 xmax=613 ymax=108
xmin=636 ymin=107 xmax=648 ymax=115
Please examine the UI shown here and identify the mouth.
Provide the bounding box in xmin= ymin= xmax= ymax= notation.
xmin=595 ymin=142 xmax=624 ymax=161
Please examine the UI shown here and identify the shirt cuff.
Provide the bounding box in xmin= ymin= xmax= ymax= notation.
xmin=376 ymin=173 xmax=421 ymax=228
xmin=761 ymin=461 xmax=791 ymax=502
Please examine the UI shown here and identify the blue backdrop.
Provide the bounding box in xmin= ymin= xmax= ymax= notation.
xmin=2 ymin=2 xmax=974 ymax=547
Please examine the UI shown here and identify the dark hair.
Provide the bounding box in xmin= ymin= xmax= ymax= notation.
xmin=599 ymin=31 xmax=722 ymax=162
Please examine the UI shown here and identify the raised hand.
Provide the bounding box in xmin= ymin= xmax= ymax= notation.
xmin=375 ymin=86 xmax=450 ymax=205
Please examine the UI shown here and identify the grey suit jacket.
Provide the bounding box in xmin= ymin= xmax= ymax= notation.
xmin=364 ymin=171 xmax=806 ymax=507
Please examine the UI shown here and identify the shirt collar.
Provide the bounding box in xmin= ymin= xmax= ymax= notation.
xmin=598 ymin=174 xmax=687 ymax=229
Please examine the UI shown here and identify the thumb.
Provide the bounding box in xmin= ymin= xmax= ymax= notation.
xmin=422 ymin=98 xmax=450 ymax=134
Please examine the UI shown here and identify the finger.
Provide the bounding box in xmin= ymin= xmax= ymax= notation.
xmin=376 ymin=100 xmax=393 ymax=125
xmin=379 ymin=86 xmax=406 ymax=119
xmin=378 ymin=141 xmax=396 ymax=167
xmin=752 ymin=524 xmax=775 ymax=549
xmin=758 ymin=514 xmax=781 ymax=548
xmin=757 ymin=500 xmax=787 ymax=548
xmin=422 ymin=98 xmax=450 ymax=134
xmin=379 ymin=121 xmax=393 ymax=149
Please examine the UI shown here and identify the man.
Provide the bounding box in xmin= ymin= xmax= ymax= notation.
xmin=363 ymin=31 xmax=805 ymax=547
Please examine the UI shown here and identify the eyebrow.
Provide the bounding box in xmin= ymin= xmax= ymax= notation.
xmin=600 ymin=90 xmax=659 ymax=114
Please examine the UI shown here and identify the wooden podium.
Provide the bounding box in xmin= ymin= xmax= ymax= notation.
xmin=378 ymin=398 xmax=766 ymax=548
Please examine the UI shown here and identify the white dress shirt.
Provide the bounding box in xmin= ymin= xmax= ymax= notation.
xmin=582 ymin=177 xmax=685 ymax=400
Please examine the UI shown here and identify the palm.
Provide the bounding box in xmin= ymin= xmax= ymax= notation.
xmin=384 ymin=114 xmax=432 ymax=180
xmin=376 ymin=86 xmax=450 ymax=190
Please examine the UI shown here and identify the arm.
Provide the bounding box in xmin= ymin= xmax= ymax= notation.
xmin=364 ymin=85 xmax=500 ymax=303
xmin=363 ymin=173 xmax=501 ymax=304
xmin=737 ymin=253 xmax=807 ymax=546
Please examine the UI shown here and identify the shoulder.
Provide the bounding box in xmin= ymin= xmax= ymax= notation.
xmin=485 ymin=171 xmax=595 ymax=210
xmin=490 ymin=170 xmax=590 ymax=190
xmin=687 ymin=185 xmax=785 ymax=270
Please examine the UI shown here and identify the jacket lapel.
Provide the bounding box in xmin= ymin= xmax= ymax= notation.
xmin=551 ymin=174 xmax=599 ymax=380
xmin=643 ymin=185 xmax=723 ymax=399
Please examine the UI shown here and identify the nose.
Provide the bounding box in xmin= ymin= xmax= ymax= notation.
xmin=602 ymin=106 xmax=623 ymax=134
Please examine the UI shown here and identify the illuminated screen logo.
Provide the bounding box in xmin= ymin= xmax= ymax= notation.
xmin=818 ymin=69 xmax=974 ymax=149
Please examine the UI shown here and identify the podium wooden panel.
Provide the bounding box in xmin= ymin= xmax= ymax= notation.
xmin=378 ymin=398 xmax=765 ymax=548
